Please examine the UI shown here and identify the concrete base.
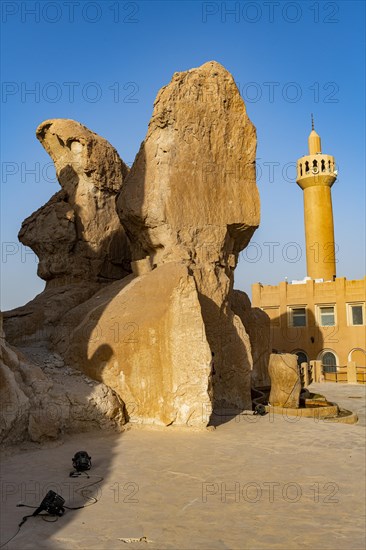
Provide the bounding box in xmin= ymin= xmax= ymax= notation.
xmin=265 ymin=403 xmax=339 ymax=418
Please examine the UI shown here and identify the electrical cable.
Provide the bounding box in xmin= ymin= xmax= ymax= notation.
xmin=15 ymin=506 xmax=63 ymax=523
xmin=0 ymin=514 xmax=33 ymax=549
xmin=65 ymin=474 xmax=104 ymax=509
xmin=3 ymin=472 xmax=104 ymax=547
xmin=0 ymin=523 xmax=23 ymax=548
xmin=41 ymin=516 xmax=59 ymax=523
xmin=16 ymin=475 xmax=103 ymax=511
xmin=16 ymin=505 xmax=62 ymax=519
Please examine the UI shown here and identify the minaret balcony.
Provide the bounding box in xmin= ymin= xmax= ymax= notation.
xmin=296 ymin=153 xmax=337 ymax=189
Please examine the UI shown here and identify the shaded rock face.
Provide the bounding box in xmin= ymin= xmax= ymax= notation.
xmin=116 ymin=61 xmax=260 ymax=414
xmin=21 ymin=119 xmax=131 ymax=284
xmin=231 ymin=290 xmax=270 ymax=387
xmin=0 ymin=320 xmax=125 ymax=446
xmin=268 ymin=353 xmax=301 ymax=408
xmin=4 ymin=283 xmax=102 ymax=346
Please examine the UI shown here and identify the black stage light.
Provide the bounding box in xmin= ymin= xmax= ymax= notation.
xmin=72 ymin=451 xmax=92 ymax=472
xmin=32 ymin=490 xmax=65 ymax=517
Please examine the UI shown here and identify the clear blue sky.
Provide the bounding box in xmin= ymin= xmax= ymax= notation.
xmin=1 ymin=0 xmax=365 ymax=310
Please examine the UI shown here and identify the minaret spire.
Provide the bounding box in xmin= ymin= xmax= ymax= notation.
xmin=308 ymin=117 xmax=322 ymax=155
xmin=296 ymin=121 xmax=337 ymax=281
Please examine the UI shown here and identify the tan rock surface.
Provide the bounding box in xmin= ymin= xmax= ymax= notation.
xmin=0 ymin=319 xmax=125 ymax=445
xmin=4 ymin=63 xmax=266 ymax=430
xmin=268 ymin=353 xmax=301 ymax=408
xmin=63 ymin=263 xmax=212 ymax=427
xmin=118 ymin=60 xmax=259 ymax=265
xmin=4 ymin=119 xmax=131 ymax=345
xmin=23 ymin=118 xmax=131 ymax=283
xmin=117 ymin=61 xmax=260 ymax=414
xmin=192 ymin=265 xmax=254 ymax=415
xmin=3 ymin=283 xmax=101 ymax=346
xmin=231 ymin=289 xmax=270 ymax=387
xmin=0 ymin=339 xmax=30 ymax=444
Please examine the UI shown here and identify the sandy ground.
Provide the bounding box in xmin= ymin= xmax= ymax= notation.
xmin=1 ymin=382 xmax=365 ymax=550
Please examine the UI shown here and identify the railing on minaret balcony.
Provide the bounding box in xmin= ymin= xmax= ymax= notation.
xmin=296 ymin=153 xmax=336 ymax=186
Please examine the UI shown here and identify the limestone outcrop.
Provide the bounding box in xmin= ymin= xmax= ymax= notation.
xmin=4 ymin=119 xmax=131 ymax=345
xmin=0 ymin=319 xmax=125 ymax=446
xmin=116 ymin=61 xmax=260 ymax=415
xmin=4 ymin=283 xmax=101 ymax=346
xmin=60 ymin=263 xmax=212 ymax=426
xmin=118 ymin=61 xmax=258 ymax=265
xmin=4 ymin=62 xmax=266 ymax=431
xmin=24 ymin=118 xmax=131 ymax=283
xmin=268 ymin=353 xmax=301 ymax=408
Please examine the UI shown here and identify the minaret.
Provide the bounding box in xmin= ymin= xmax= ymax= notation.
xmin=296 ymin=116 xmax=337 ymax=281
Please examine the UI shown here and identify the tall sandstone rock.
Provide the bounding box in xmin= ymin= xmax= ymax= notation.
xmin=4 ymin=119 xmax=131 ymax=344
xmin=5 ymin=62 xmax=264 ymax=429
xmin=26 ymin=119 xmax=131 ymax=283
xmin=118 ymin=61 xmax=258 ymax=264
xmin=115 ymin=61 xmax=260 ymax=418
xmin=62 ymin=61 xmax=260 ymax=424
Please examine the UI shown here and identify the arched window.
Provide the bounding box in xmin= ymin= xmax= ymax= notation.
xmin=300 ymin=163 xmax=303 ymax=176
xmin=321 ymin=159 xmax=326 ymax=172
xmin=321 ymin=351 xmax=337 ymax=373
xmin=313 ymin=159 xmax=318 ymax=168
xmin=328 ymin=160 xmax=331 ymax=171
xmin=305 ymin=161 xmax=309 ymax=173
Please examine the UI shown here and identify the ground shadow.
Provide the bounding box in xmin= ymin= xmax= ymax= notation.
xmin=197 ymin=290 xmax=254 ymax=427
xmin=1 ymin=164 xmax=134 ymax=547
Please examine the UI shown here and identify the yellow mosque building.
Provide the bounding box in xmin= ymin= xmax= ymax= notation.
xmin=252 ymin=119 xmax=366 ymax=377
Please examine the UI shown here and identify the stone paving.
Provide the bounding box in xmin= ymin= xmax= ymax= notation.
xmin=1 ymin=382 xmax=365 ymax=549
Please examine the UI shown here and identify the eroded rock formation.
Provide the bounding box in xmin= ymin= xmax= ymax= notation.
xmin=0 ymin=317 xmax=125 ymax=446
xmin=4 ymin=61 xmax=267 ymax=433
xmin=27 ymin=119 xmax=130 ymax=283
xmin=4 ymin=119 xmax=131 ymax=345
xmin=114 ymin=61 xmax=260 ymax=417
xmin=118 ymin=61 xmax=258 ymax=265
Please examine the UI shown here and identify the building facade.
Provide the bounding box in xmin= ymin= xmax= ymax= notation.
xmin=252 ymin=277 xmax=366 ymax=368
xmin=252 ymin=120 xmax=366 ymax=370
